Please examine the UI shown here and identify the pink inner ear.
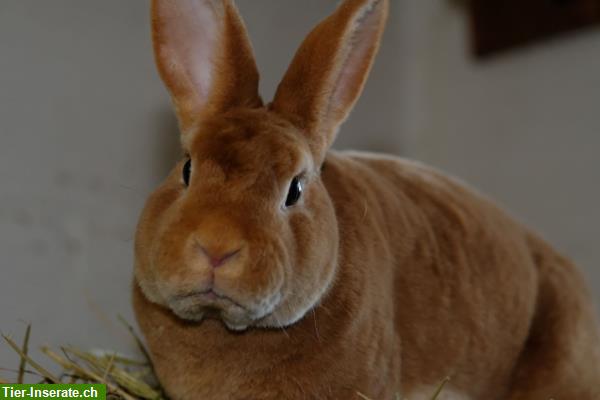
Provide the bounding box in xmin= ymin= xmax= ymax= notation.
xmin=155 ymin=0 xmax=224 ymax=109
xmin=329 ymin=1 xmax=386 ymax=121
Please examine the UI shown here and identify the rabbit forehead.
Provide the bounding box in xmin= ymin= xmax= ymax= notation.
xmin=187 ymin=109 xmax=313 ymax=179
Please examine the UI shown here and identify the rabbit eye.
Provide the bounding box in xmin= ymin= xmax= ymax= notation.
xmin=285 ymin=176 xmax=302 ymax=207
xmin=183 ymin=159 xmax=192 ymax=186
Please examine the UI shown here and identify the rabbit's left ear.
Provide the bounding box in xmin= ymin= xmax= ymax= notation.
xmin=152 ymin=0 xmax=261 ymax=136
xmin=271 ymin=0 xmax=389 ymax=161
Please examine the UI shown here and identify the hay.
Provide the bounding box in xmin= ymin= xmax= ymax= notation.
xmin=2 ymin=323 xmax=164 ymax=400
xmin=2 ymin=323 xmax=447 ymax=400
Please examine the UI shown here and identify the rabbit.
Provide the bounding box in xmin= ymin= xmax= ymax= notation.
xmin=132 ymin=0 xmax=600 ymax=399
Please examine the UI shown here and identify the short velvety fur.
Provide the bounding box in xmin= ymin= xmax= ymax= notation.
xmin=134 ymin=1 xmax=600 ymax=399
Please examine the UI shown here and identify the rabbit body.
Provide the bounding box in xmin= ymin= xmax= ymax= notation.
xmin=134 ymin=149 xmax=600 ymax=399
xmin=134 ymin=0 xmax=600 ymax=399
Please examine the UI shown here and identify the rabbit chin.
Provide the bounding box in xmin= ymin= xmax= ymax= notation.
xmin=136 ymin=273 xmax=331 ymax=331
xmin=170 ymin=299 xmax=322 ymax=332
xmin=168 ymin=290 xmax=332 ymax=332
xmin=164 ymin=296 xmax=255 ymax=331
xmin=170 ymin=302 xmax=255 ymax=331
xmin=164 ymin=289 xmax=285 ymax=331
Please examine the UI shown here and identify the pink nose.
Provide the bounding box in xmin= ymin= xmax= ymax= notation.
xmin=198 ymin=244 xmax=241 ymax=268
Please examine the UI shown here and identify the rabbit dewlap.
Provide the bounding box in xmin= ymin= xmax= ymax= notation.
xmin=132 ymin=0 xmax=600 ymax=399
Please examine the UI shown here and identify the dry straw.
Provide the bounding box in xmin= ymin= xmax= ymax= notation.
xmin=2 ymin=321 xmax=164 ymax=400
xmin=2 ymin=321 xmax=447 ymax=400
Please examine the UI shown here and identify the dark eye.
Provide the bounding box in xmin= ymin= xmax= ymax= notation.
xmin=183 ymin=159 xmax=192 ymax=186
xmin=285 ymin=176 xmax=303 ymax=207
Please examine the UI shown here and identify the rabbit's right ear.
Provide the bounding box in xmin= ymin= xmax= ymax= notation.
xmin=271 ymin=0 xmax=388 ymax=161
xmin=152 ymin=0 xmax=261 ymax=136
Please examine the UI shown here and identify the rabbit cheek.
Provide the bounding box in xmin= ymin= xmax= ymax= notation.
xmin=262 ymin=186 xmax=339 ymax=327
xmin=134 ymin=261 xmax=165 ymax=306
xmin=134 ymin=185 xmax=183 ymax=306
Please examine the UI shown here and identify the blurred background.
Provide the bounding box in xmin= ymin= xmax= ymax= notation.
xmin=1 ymin=0 xmax=599 ymax=374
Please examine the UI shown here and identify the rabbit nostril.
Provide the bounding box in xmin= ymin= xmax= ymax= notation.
xmin=198 ymin=245 xmax=241 ymax=268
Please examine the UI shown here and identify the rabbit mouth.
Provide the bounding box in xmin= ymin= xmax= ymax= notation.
xmin=167 ymin=289 xmax=280 ymax=331
xmin=174 ymin=289 xmax=247 ymax=310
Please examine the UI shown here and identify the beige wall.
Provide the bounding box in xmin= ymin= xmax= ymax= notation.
xmin=1 ymin=0 xmax=599 ymax=373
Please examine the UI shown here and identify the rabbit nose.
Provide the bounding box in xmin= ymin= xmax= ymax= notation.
xmin=198 ymin=243 xmax=242 ymax=268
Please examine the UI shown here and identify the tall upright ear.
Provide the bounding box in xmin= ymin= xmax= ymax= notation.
xmin=152 ymin=0 xmax=261 ymax=135
xmin=271 ymin=0 xmax=389 ymax=160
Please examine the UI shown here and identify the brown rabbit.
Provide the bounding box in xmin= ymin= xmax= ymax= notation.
xmin=132 ymin=0 xmax=600 ymax=398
